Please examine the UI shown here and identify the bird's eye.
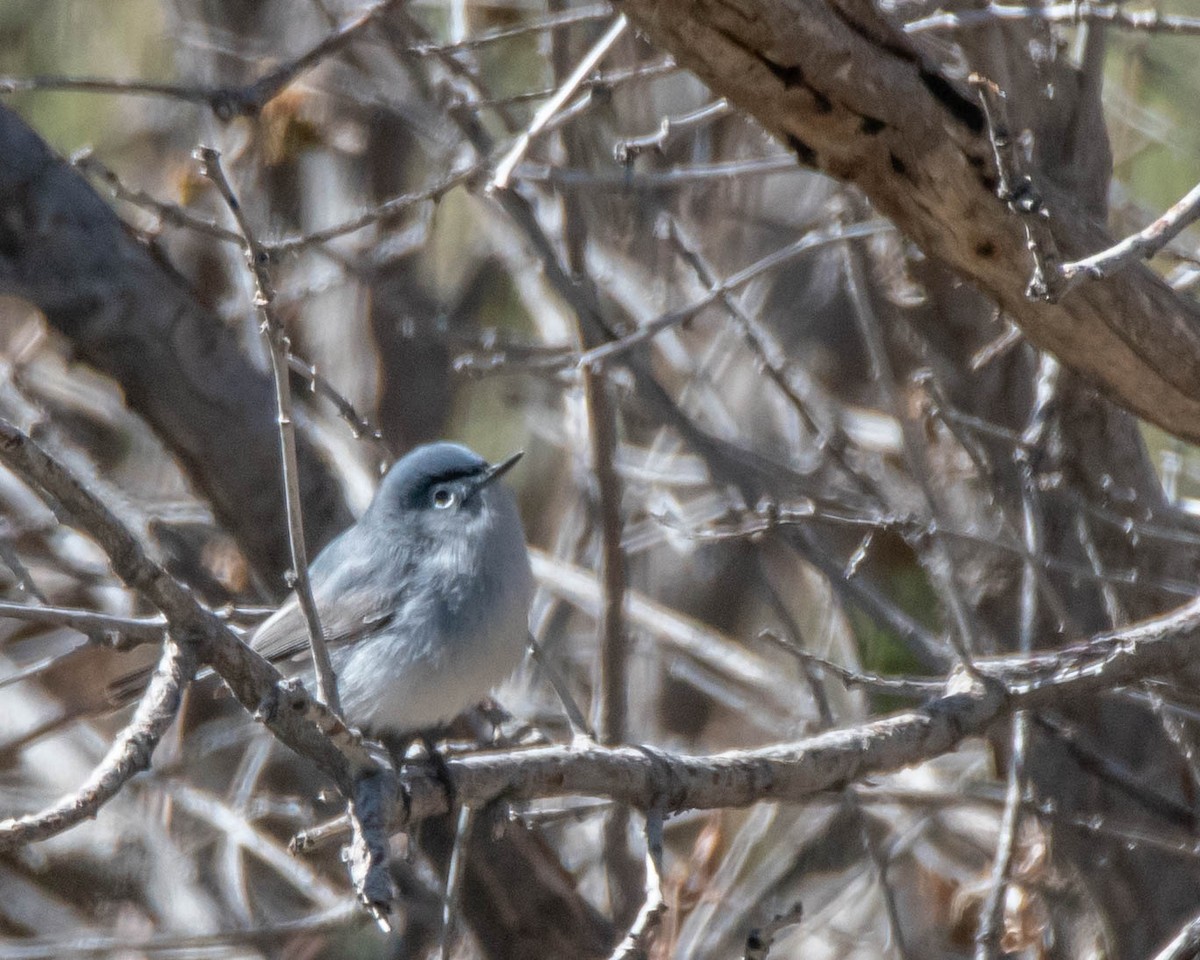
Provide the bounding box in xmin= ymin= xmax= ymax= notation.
xmin=432 ymin=487 xmax=456 ymax=509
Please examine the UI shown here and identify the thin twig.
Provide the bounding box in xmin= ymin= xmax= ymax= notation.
xmin=196 ymin=146 xmax=341 ymax=717
xmin=660 ymin=495 xmax=1200 ymax=599
xmin=539 ymin=10 xmax=637 ymax=907
xmin=1144 ymin=912 xmax=1200 ymax=960
xmin=0 ymin=902 xmax=362 ymax=960
xmin=75 ymin=146 xmax=471 ymax=258
xmin=586 ymin=368 xmax=628 ymax=745
xmin=840 ymin=230 xmax=984 ymax=675
xmin=576 ymin=219 xmax=892 ymax=369
xmin=853 ymin=799 xmax=911 ymax=959
xmin=758 ymin=631 xmax=943 ymax=698
xmin=974 ymin=712 xmax=1029 ymax=960
xmin=230 ymin=0 xmax=407 ymax=119
xmin=439 ymin=804 xmax=474 ymax=959
xmin=0 ymin=600 xmax=166 ymax=644
xmin=469 ymin=57 xmax=675 ymax=110
xmin=267 ymin=162 xmax=478 ymax=255
xmin=490 ymin=14 xmax=629 ymax=188
xmin=72 ymin=150 xmax=244 ymax=244
xmin=912 ymin=371 xmax=1076 ymax=630
xmin=1059 ymin=179 xmax=1200 ymax=290
xmin=0 ymin=638 xmax=196 ymax=849
xmin=971 ymin=74 xmax=1061 ymax=301
xmin=286 ymin=353 xmax=392 ymax=459
xmin=515 ymin=154 xmax=801 ymax=188
xmin=976 ymin=352 xmax=1056 ymax=960
xmin=530 ymin=549 xmax=802 ymax=726
xmin=164 ymin=779 xmax=345 ymax=907
xmin=906 ymin=3 xmax=1200 ymax=36
xmin=1034 ymin=710 xmax=1197 ymax=826
xmin=528 ymin=636 xmax=595 ymax=738
xmin=290 ymin=812 xmax=352 ymax=855
xmin=613 ymin=99 xmax=731 ymax=163
xmin=0 ymin=535 xmax=46 ymax=603
xmin=0 ymin=0 xmax=405 ymax=118
xmin=660 ymin=215 xmax=896 ymax=550
xmin=857 ymin=784 xmax=1199 ymax=859
xmin=414 ymin=4 xmax=614 ymax=55
xmin=609 ymin=811 xmax=667 ymax=959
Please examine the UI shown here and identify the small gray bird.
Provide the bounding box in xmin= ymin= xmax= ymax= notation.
xmin=248 ymin=441 xmax=533 ymax=734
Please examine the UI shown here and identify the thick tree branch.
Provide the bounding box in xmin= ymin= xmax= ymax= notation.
xmin=0 ymin=104 xmax=351 ymax=584
xmin=376 ymin=593 xmax=1200 ymax=826
xmin=614 ymin=0 xmax=1200 ymax=443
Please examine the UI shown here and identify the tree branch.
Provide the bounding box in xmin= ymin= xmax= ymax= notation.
xmin=375 ymin=593 xmax=1200 ymax=827
xmin=0 ymin=104 xmax=352 ymax=584
xmin=0 ymin=418 xmax=396 ymax=916
xmin=196 ymin=145 xmax=341 ymax=717
xmin=0 ymin=637 xmax=195 ymax=849
xmin=613 ymin=0 xmax=1200 ymax=443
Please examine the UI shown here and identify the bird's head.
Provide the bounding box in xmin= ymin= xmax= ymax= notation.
xmin=369 ymin=442 xmax=523 ymax=525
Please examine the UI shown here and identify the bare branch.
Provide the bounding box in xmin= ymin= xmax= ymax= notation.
xmin=906 ymin=4 xmax=1200 ymax=37
xmin=0 ymin=418 xmax=356 ymax=783
xmin=1059 ymin=180 xmax=1200 ymax=290
xmin=613 ymin=100 xmax=731 ymax=163
xmin=285 ymin=354 xmax=393 ymax=460
xmin=576 ymin=220 xmax=892 ymax=370
xmin=196 ymin=146 xmax=341 ymax=717
xmin=0 ymin=600 xmax=166 ymax=645
xmin=614 ymin=0 xmax=1200 ymax=444
xmin=0 ymin=418 xmax=400 ymax=915
xmin=490 ymin=14 xmax=629 ymax=189
xmin=0 ymin=638 xmax=195 ymax=849
xmin=610 ymin=812 xmax=667 ymax=959
xmin=164 ymin=779 xmax=346 ymax=907
xmin=1147 ymin=913 xmax=1200 ymax=960
xmin=356 ymin=592 xmax=1200 ymax=828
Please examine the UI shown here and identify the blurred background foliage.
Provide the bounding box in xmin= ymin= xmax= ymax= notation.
xmin=3 ymin=1 xmax=1200 ymax=958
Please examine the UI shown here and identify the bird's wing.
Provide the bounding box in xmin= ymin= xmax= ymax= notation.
xmin=251 ymin=565 xmax=402 ymax=665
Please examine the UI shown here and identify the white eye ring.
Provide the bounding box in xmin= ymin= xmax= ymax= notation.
xmin=432 ymin=487 xmax=456 ymax=509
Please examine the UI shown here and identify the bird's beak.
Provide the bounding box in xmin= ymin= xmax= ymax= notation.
xmin=469 ymin=450 xmax=523 ymax=498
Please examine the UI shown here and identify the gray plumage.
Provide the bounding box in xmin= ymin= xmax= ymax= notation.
xmin=251 ymin=442 xmax=534 ymax=734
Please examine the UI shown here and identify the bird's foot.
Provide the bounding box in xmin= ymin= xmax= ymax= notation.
xmin=373 ymin=731 xmax=456 ymax=807
xmin=420 ymin=733 xmax=457 ymax=809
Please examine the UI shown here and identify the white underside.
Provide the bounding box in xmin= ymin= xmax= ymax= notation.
xmin=330 ymin=597 xmax=529 ymax=732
